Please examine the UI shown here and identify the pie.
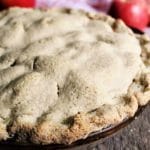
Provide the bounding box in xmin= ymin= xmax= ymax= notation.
xmin=0 ymin=8 xmax=149 ymax=145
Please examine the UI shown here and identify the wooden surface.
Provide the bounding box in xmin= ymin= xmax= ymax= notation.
xmin=87 ymin=105 xmax=150 ymax=150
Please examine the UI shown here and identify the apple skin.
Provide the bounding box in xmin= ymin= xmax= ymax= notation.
xmin=111 ymin=0 xmax=149 ymax=30
xmin=145 ymin=0 xmax=150 ymax=24
xmin=1 ymin=0 xmax=35 ymax=8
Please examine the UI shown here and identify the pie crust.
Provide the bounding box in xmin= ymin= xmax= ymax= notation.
xmin=0 ymin=8 xmax=149 ymax=144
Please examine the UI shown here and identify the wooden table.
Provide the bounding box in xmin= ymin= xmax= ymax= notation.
xmin=87 ymin=105 xmax=150 ymax=150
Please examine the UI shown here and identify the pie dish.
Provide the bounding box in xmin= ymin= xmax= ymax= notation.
xmin=0 ymin=8 xmax=149 ymax=145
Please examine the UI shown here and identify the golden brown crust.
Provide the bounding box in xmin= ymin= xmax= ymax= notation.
xmin=1 ymin=71 xmax=149 ymax=145
xmin=0 ymin=123 xmax=9 ymax=140
xmin=16 ymin=70 xmax=148 ymax=145
xmin=0 ymin=8 xmax=149 ymax=145
xmin=22 ymin=37 xmax=150 ymax=144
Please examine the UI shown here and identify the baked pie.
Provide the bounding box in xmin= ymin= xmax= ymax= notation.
xmin=0 ymin=8 xmax=149 ymax=144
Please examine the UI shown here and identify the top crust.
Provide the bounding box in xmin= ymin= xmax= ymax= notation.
xmin=0 ymin=8 xmax=149 ymax=144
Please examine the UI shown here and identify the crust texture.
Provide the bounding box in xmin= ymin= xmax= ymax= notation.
xmin=0 ymin=8 xmax=149 ymax=144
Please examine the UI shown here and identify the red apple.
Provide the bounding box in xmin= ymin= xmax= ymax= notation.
xmin=1 ymin=0 xmax=35 ymax=8
xmin=111 ymin=0 xmax=149 ymax=30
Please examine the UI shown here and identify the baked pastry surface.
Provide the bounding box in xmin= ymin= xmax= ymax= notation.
xmin=0 ymin=8 xmax=149 ymax=144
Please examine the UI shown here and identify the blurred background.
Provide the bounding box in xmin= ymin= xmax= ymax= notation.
xmin=0 ymin=0 xmax=150 ymax=31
